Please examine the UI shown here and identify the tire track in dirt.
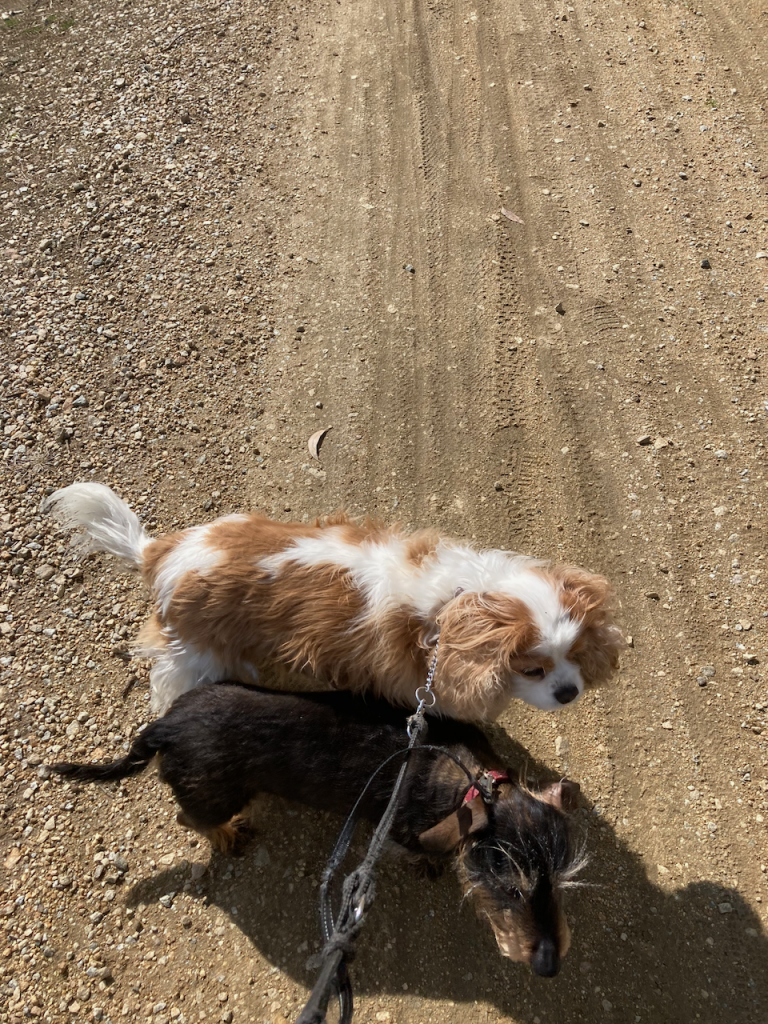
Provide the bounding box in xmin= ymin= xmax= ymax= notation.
xmin=249 ymin=0 xmax=768 ymax=1019
xmin=554 ymin=0 xmax=768 ymax=862
xmin=471 ymin=0 xmax=766 ymax=823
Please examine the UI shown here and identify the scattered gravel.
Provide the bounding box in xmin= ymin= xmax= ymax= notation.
xmin=0 ymin=0 xmax=298 ymax=1021
xmin=3 ymin=0 xmax=768 ymax=1022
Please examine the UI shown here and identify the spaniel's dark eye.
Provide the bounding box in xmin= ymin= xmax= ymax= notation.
xmin=521 ymin=666 xmax=546 ymax=680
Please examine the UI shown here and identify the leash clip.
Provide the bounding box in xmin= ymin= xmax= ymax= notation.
xmin=464 ymin=769 xmax=510 ymax=806
xmin=476 ymin=772 xmax=497 ymax=803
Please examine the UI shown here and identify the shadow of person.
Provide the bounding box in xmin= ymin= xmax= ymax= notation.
xmin=125 ymin=733 xmax=768 ymax=1024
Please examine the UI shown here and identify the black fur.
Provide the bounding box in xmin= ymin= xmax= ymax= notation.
xmin=53 ymin=728 xmax=162 ymax=783
xmin=51 ymin=683 xmax=580 ymax=974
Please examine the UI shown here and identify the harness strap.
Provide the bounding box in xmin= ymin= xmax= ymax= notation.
xmin=463 ymin=769 xmax=509 ymax=805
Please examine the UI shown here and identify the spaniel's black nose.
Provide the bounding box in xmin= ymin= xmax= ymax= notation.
xmin=554 ymin=684 xmax=579 ymax=705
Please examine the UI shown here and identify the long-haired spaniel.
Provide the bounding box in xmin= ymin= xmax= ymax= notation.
xmin=48 ymin=483 xmax=621 ymax=719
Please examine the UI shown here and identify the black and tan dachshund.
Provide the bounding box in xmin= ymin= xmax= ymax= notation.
xmin=51 ymin=683 xmax=585 ymax=976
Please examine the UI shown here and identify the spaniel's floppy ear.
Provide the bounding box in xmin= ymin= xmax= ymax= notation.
xmin=418 ymin=796 xmax=488 ymax=853
xmin=552 ymin=565 xmax=613 ymax=617
xmin=538 ymin=779 xmax=580 ymax=814
xmin=551 ymin=565 xmax=623 ymax=684
xmin=434 ymin=591 xmax=539 ymax=662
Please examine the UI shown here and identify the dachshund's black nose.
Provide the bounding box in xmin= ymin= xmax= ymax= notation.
xmin=554 ymin=684 xmax=580 ymax=705
xmin=531 ymin=937 xmax=560 ymax=977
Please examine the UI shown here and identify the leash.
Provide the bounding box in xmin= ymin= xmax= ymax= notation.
xmin=293 ymin=630 xmax=507 ymax=1024
xmin=294 ymin=638 xmax=450 ymax=1024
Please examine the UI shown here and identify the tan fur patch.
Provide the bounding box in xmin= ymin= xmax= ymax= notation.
xmin=202 ymin=515 xmax=318 ymax=559
xmin=176 ymin=811 xmax=251 ymax=854
xmin=167 ymin=557 xmax=365 ymax=680
xmin=508 ymin=655 xmax=556 ymax=678
xmin=142 ymin=532 xmax=185 ymax=588
xmin=404 ymin=531 xmax=440 ymax=567
xmin=136 ymin=611 xmax=166 ymax=655
xmin=547 ymin=565 xmax=622 ymax=686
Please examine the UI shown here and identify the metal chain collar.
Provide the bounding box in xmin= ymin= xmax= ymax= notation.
xmin=408 ymin=634 xmax=439 ymax=736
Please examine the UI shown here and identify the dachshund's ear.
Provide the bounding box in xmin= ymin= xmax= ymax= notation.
xmin=538 ymin=779 xmax=580 ymax=813
xmin=418 ymin=796 xmax=488 ymax=853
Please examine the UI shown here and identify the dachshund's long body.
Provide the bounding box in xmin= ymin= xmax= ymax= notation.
xmin=53 ymin=684 xmax=583 ymax=976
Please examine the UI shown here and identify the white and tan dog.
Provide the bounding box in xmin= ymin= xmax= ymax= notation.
xmin=48 ymin=483 xmax=621 ymax=719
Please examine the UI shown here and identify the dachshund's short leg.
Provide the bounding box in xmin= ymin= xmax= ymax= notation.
xmin=207 ymin=815 xmax=252 ymax=855
xmin=177 ymin=810 xmax=252 ymax=855
xmin=385 ymin=841 xmax=445 ymax=880
xmin=410 ymin=855 xmax=445 ymax=881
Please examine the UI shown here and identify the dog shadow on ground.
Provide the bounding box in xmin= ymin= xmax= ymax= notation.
xmin=127 ymin=730 xmax=768 ymax=1024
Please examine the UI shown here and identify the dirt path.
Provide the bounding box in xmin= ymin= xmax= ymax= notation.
xmin=2 ymin=0 xmax=768 ymax=1021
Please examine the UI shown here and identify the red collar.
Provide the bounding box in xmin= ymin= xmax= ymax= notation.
xmin=463 ymin=769 xmax=509 ymax=804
